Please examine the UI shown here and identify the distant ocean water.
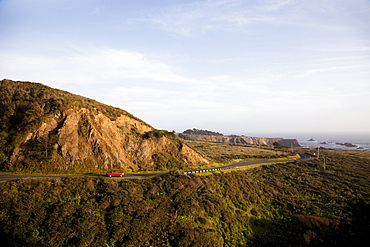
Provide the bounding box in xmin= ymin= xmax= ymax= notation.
xmin=242 ymin=132 xmax=370 ymax=151
xmin=294 ymin=133 xmax=370 ymax=151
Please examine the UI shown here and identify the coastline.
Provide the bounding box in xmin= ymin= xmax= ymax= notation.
xmin=239 ymin=132 xmax=370 ymax=151
xmin=296 ymin=132 xmax=370 ymax=151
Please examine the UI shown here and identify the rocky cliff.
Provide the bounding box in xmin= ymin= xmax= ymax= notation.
xmin=178 ymin=132 xmax=301 ymax=147
xmin=0 ymin=79 xmax=208 ymax=173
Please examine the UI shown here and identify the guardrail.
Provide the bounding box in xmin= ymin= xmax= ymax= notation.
xmin=183 ymin=165 xmax=239 ymax=174
xmin=182 ymin=154 xmax=312 ymax=175
xmin=183 ymin=167 xmax=223 ymax=174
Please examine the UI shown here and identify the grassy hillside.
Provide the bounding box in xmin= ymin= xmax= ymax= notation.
xmin=0 ymin=148 xmax=369 ymax=246
xmin=0 ymin=79 xmax=141 ymax=132
xmin=186 ymin=140 xmax=294 ymax=163
xmin=0 ymin=79 xmax=208 ymax=173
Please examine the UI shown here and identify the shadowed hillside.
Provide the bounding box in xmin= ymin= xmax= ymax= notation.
xmin=0 ymin=79 xmax=208 ymax=173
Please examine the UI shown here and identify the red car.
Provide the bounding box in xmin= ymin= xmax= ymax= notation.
xmin=106 ymin=170 xmax=124 ymax=177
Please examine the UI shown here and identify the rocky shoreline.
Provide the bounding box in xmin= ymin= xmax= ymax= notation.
xmin=336 ymin=142 xmax=358 ymax=148
xmin=306 ymin=138 xmax=365 ymax=150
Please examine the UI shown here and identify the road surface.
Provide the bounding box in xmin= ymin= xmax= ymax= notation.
xmin=0 ymin=172 xmax=168 ymax=182
xmin=0 ymin=154 xmax=313 ymax=182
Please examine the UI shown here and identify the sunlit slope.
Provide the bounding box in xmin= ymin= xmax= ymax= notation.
xmin=0 ymin=79 xmax=208 ymax=173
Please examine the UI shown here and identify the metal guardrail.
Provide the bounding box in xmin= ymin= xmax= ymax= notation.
xmin=183 ymin=167 xmax=228 ymax=174
xmin=182 ymin=154 xmax=312 ymax=175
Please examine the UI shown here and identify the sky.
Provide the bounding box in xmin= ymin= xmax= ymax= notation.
xmin=1 ymin=0 xmax=370 ymax=136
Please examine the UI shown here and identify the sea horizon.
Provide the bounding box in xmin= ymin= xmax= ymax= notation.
xmin=235 ymin=131 xmax=370 ymax=151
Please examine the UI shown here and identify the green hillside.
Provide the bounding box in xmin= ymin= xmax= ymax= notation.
xmin=0 ymin=149 xmax=369 ymax=246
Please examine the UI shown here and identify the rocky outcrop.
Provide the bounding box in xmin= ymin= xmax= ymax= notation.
xmin=276 ymin=139 xmax=301 ymax=148
xmin=336 ymin=142 xmax=358 ymax=148
xmin=178 ymin=133 xmax=301 ymax=147
xmin=0 ymin=80 xmax=208 ymax=173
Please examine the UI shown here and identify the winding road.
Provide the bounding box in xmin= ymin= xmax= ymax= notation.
xmin=0 ymin=154 xmax=313 ymax=182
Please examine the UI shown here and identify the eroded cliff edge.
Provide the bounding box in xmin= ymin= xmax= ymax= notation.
xmin=178 ymin=128 xmax=301 ymax=147
xmin=0 ymin=79 xmax=208 ymax=173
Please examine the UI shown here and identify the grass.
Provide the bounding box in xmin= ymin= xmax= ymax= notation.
xmin=187 ymin=140 xmax=294 ymax=163
xmin=197 ymin=161 xmax=292 ymax=176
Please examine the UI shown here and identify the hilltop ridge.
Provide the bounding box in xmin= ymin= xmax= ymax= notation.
xmin=0 ymin=79 xmax=208 ymax=173
xmin=179 ymin=128 xmax=301 ymax=147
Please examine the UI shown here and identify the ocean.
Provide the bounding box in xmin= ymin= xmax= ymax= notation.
xmin=243 ymin=132 xmax=370 ymax=151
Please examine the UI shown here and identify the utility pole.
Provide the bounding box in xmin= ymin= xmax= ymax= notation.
xmin=317 ymin=145 xmax=320 ymax=159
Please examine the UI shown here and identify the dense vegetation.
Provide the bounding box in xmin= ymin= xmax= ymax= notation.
xmin=182 ymin=128 xmax=223 ymax=136
xmin=0 ymin=79 xmax=139 ymax=131
xmin=1 ymin=149 xmax=369 ymax=246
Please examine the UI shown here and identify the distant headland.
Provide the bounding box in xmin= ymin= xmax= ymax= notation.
xmin=178 ymin=128 xmax=301 ymax=147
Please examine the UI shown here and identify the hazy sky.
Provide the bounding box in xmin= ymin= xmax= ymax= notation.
xmin=1 ymin=0 xmax=370 ymax=135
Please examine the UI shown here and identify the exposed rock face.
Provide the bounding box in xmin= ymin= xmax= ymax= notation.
xmin=0 ymin=80 xmax=208 ymax=173
xmin=178 ymin=133 xmax=301 ymax=147
xmin=276 ymin=139 xmax=301 ymax=148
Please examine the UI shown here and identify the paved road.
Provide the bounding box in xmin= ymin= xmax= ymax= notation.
xmin=219 ymin=153 xmax=312 ymax=170
xmin=0 ymin=154 xmax=313 ymax=182
xmin=0 ymin=172 xmax=168 ymax=182
xmin=183 ymin=153 xmax=313 ymax=174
